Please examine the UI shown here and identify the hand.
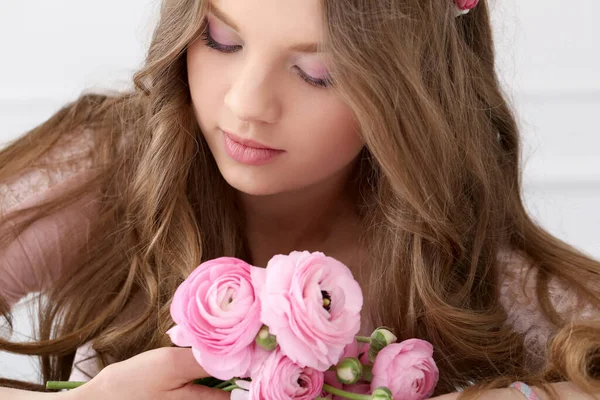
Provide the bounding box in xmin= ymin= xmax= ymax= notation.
xmin=60 ymin=347 xmax=230 ymax=400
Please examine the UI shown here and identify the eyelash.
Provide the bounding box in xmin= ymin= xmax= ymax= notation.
xmin=199 ymin=28 xmax=332 ymax=89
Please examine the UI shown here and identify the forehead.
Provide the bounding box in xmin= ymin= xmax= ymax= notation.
xmin=209 ymin=0 xmax=327 ymax=51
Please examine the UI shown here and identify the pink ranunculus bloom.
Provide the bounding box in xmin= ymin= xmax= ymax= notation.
xmin=358 ymin=342 xmax=370 ymax=365
xmin=344 ymin=383 xmax=371 ymax=397
xmin=166 ymin=257 xmax=263 ymax=380
xmin=322 ymin=370 xmax=343 ymax=398
xmin=454 ymin=0 xmax=479 ymax=11
xmin=322 ymin=370 xmax=372 ymax=400
xmin=371 ymin=339 xmax=439 ymax=400
xmin=321 ymin=341 xmax=371 ymax=399
xmin=258 ymin=251 xmax=363 ymax=371
xmin=248 ymin=348 xmax=324 ymax=400
xmin=340 ymin=339 xmax=371 ymax=365
xmin=231 ymin=380 xmax=251 ymax=400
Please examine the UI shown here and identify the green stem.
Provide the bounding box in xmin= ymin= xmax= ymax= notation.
xmin=355 ymin=336 xmax=371 ymax=343
xmin=360 ymin=364 xmax=373 ymax=382
xmin=214 ymin=380 xmax=233 ymax=389
xmin=221 ymin=384 xmax=241 ymax=392
xmin=322 ymin=383 xmax=372 ymax=400
xmin=46 ymin=381 xmax=86 ymax=390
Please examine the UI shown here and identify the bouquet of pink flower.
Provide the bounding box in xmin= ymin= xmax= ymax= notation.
xmin=167 ymin=250 xmax=439 ymax=400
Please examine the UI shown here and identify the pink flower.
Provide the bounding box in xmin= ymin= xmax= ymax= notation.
xmin=371 ymin=339 xmax=439 ymax=400
xmin=231 ymin=380 xmax=251 ymax=400
xmin=454 ymin=0 xmax=479 ymax=11
xmin=321 ymin=341 xmax=371 ymax=399
xmin=322 ymin=370 xmax=371 ymax=400
xmin=167 ymin=257 xmax=263 ymax=380
xmin=258 ymin=251 xmax=363 ymax=371
xmin=323 ymin=370 xmax=343 ymax=397
xmin=248 ymin=348 xmax=324 ymax=400
xmin=344 ymin=383 xmax=371 ymax=397
xmin=341 ymin=339 xmax=370 ymax=365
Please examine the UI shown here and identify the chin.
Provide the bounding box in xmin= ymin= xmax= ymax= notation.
xmin=221 ymin=171 xmax=287 ymax=197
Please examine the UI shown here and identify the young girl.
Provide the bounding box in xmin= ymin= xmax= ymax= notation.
xmin=1 ymin=0 xmax=599 ymax=399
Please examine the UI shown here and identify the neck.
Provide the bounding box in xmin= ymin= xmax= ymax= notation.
xmin=237 ymin=162 xmax=361 ymax=267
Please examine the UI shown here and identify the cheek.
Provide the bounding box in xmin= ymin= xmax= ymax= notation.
xmin=296 ymin=104 xmax=364 ymax=164
xmin=187 ymin=41 xmax=222 ymax=131
xmin=187 ymin=41 xmax=207 ymax=96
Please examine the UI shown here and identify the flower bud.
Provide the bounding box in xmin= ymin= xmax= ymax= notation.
xmin=255 ymin=325 xmax=277 ymax=351
xmin=335 ymin=357 xmax=363 ymax=385
xmin=368 ymin=327 xmax=398 ymax=362
xmin=371 ymin=387 xmax=393 ymax=400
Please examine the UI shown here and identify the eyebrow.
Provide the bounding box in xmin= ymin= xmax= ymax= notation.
xmin=208 ymin=3 xmax=323 ymax=54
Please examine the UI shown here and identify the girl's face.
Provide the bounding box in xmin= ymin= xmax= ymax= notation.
xmin=187 ymin=0 xmax=365 ymax=196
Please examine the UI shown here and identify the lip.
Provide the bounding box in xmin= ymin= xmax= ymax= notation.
xmin=221 ymin=130 xmax=284 ymax=166
xmin=221 ymin=130 xmax=281 ymax=151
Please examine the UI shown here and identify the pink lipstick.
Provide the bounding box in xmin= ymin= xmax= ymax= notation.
xmin=221 ymin=130 xmax=284 ymax=166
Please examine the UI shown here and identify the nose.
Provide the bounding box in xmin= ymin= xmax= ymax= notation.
xmin=224 ymin=56 xmax=282 ymax=125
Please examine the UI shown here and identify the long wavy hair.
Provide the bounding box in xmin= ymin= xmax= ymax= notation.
xmin=1 ymin=0 xmax=599 ymax=398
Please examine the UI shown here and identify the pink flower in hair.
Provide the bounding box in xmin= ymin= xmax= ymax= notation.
xmin=454 ymin=0 xmax=479 ymax=11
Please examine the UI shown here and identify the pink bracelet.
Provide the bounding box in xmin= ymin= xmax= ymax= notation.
xmin=509 ymin=381 xmax=541 ymax=400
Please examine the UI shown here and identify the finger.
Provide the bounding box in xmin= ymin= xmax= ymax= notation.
xmin=174 ymin=383 xmax=232 ymax=400
xmin=159 ymin=347 xmax=212 ymax=384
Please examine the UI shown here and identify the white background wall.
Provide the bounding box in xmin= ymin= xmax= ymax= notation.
xmin=1 ymin=0 xmax=599 ymax=384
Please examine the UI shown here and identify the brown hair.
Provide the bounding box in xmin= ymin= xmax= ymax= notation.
xmin=1 ymin=0 xmax=599 ymax=398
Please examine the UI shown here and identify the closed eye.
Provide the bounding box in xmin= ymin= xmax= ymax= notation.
xmin=199 ymin=26 xmax=332 ymax=89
